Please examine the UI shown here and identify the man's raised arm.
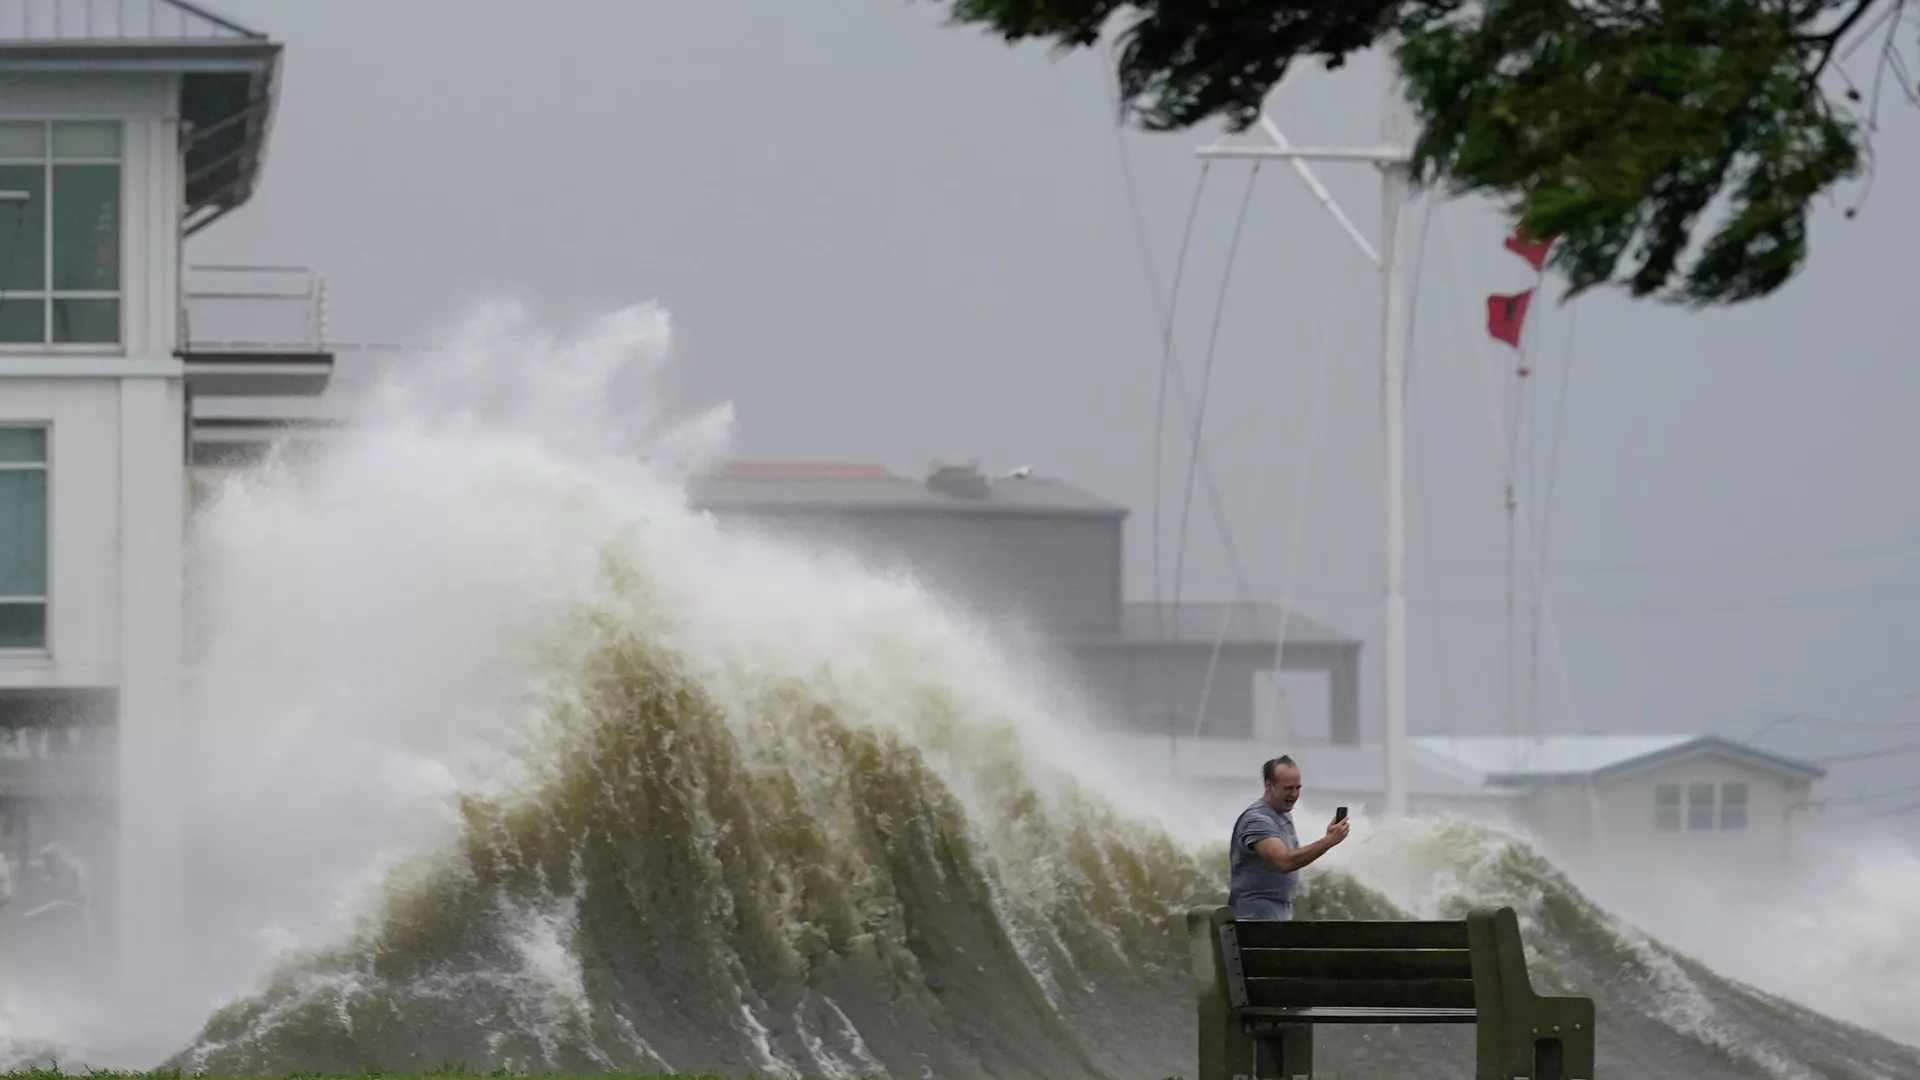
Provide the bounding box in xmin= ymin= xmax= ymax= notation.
xmin=1251 ymin=816 xmax=1350 ymax=873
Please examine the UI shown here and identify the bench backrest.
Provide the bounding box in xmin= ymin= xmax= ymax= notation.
xmin=1219 ymin=914 xmax=1476 ymax=1010
xmin=1189 ymin=904 xmax=1597 ymax=1080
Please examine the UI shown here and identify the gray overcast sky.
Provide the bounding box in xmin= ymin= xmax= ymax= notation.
xmin=193 ymin=0 xmax=1920 ymax=811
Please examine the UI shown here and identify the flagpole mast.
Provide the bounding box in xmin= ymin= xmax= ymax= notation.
xmin=1378 ymin=80 xmax=1412 ymax=820
xmin=1196 ymin=54 xmax=1415 ymax=817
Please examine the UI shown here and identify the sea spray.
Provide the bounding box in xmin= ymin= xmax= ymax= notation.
xmin=1565 ymin=834 xmax=1920 ymax=1054
xmin=158 ymin=302 xmax=1920 ymax=1080
xmin=6 ymin=300 xmax=1918 ymax=1080
xmin=153 ymin=298 xmax=1220 ymax=1075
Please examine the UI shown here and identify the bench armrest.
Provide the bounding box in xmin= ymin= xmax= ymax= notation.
xmin=1467 ymin=908 xmax=1597 ymax=1080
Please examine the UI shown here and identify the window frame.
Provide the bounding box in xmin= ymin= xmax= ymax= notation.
xmin=1719 ymin=781 xmax=1749 ymax=830
xmin=0 ymin=424 xmax=50 ymax=653
xmin=1685 ymin=781 xmax=1717 ymax=831
xmin=0 ymin=119 xmax=125 ymax=353
xmin=1653 ymin=782 xmax=1682 ymax=833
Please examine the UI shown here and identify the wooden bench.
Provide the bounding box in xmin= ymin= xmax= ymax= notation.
xmin=1187 ymin=904 xmax=1595 ymax=1080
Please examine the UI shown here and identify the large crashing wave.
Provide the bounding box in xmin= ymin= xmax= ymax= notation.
xmin=175 ymin=616 xmax=1216 ymax=1078
xmin=165 ymin=622 xmax=1920 ymax=1080
xmin=8 ymin=303 xmax=1915 ymax=1080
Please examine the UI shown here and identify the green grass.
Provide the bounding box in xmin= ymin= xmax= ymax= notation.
xmin=0 ymin=1068 xmax=1198 ymax=1076
xmin=10 ymin=1073 xmax=902 ymax=1080
xmin=18 ymin=1070 xmax=1065 ymax=1078
xmin=3 ymin=1068 xmax=1198 ymax=1076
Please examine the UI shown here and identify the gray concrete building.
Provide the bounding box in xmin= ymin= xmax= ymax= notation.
xmin=679 ymin=458 xmax=1363 ymax=741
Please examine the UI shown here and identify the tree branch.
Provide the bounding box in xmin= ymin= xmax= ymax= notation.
xmin=1809 ymin=0 xmax=1889 ymax=79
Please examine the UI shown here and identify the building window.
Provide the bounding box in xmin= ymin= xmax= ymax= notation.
xmin=0 ymin=427 xmax=49 ymax=649
xmin=1719 ymin=782 xmax=1749 ymax=830
xmin=1685 ymin=781 xmax=1717 ymax=831
xmin=1654 ymin=782 xmax=1681 ymax=832
xmin=0 ymin=121 xmax=122 ymax=346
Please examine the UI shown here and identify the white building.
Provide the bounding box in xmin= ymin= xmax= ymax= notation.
xmin=0 ymin=0 xmax=327 ymax=980
xmin=1415 ymin=733 xmax=1824 ymax=874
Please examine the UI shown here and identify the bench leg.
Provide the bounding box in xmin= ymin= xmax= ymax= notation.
xmin=1252 ymin=1023 xmax=1313 ymax=1080
xmin=1198 ymin=1005 xmax=1257 ymax=1080
xmin=1541 ymin=997 xmax=1595 ymax=1080
xmin=1478 ymin=998 xmax=1594 ymax=1080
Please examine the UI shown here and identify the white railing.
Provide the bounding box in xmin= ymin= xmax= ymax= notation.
xmin=180 ymin=262 xmax=328 ymax=354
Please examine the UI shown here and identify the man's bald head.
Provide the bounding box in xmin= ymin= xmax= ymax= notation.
xmin=1262 ymin=755 xmax=1301 ymax=811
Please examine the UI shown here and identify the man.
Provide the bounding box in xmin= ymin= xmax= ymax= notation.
xmin=1228 ymin=755 xmax=1350 ymax=920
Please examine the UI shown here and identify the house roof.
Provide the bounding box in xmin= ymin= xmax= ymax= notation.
xmin=1412 ymin=734 xmax=1827 ymax=786
xmin=1118 ymin=601 xmax=1355 ymax=648
xmin=0 ymin=0 xmax=282 ymax=231
xmin=1096 ymin=735 xmax=1513 ymax=800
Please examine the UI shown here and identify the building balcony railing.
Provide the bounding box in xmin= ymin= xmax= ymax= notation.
xmin=181 ymin=262 xmax=328 ymax=354
xmin=179 ymin=263 xmax=333 ymax=397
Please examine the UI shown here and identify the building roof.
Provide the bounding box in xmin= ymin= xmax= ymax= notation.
xmin=0 ymin=0 xmax=282 ymax=232
xmin=184 ymin=425 xmax=1130 ymax=519
xmin=1096 ymin=735 xmax=1513 ymax=800
xmin=687 ymin=462 xmax=1128 ymax=518
xmin=1118 ymin=601 xmax=1355 ymax=648
xmin=1412 ymin=734 xmax=1827 ymax=786
xmin=1 ymin=0 xmax=261 ymax=42
xmin=713 ymin=460 xmax=896 ymax=480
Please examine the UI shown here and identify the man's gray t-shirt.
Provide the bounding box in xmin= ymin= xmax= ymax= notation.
xmin=1228 ymin=800 xmax=1299 ymax=906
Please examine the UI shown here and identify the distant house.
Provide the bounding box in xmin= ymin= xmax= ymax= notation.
xmin=1098 ymin=732 xmax=1824 ymax=872
xmin=1414 ymin=734 xmax=1824 ymax=872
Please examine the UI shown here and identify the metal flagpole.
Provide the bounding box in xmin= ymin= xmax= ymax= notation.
xmin=1194 ymin=61 xmax=1415 ymax=816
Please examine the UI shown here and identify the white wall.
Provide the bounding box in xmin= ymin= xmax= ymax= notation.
xmin=0 ymin=72 xmax=191 ymax=974
xmin=116 ymin=376 xmax=187 ymax=980
xmin=0 ymin=72 xmax=187 ymax=691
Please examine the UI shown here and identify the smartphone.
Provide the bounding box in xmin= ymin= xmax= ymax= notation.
xmin=1334 ymin=806 xmax=1348 ymax=823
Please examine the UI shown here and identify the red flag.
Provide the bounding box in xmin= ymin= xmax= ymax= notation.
xmin=1487 ymin=289 xmax=1533 ymax=348
xmin=1503 ymin=228 xmax=1553 ymax=272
